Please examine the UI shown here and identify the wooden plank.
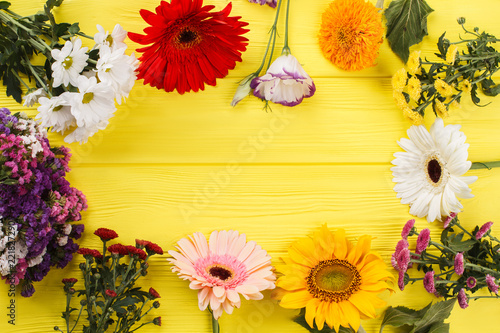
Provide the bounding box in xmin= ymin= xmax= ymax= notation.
xmin=1 ymin=164 xmax=499 ymax=332
xmin=2 ymin=77 xmax=500 ymax=165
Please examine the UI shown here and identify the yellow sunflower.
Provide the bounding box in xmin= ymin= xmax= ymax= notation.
xmin=276 ymin=225 xmax=393 ymax=331
xmin=319 ymin=0 xmax=384 ymax=71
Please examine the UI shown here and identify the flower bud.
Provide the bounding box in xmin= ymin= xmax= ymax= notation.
xmin=69 ymin=288 xmax=75 ymax=295
xmin=153 ymin=317 xmax=162 ymax=326
xmin=457 ymin=17 xmax=466 ymax=25
xmin=153 ymin=301 xmax=160 ymax=308
xmin=231 ymin=74 xmax=256 ymax=107
xmin=90 ymin=296 xmax=96 ymax=302
xmin=79 ymin=263 xmax=86 ymax=270
xmin=54 ymin=327 xmax=59 ymax=331
xmin=80 ymin=299 xmax=87 ymax=306
xmin=94 ymin=273 xmax=101 ymax=280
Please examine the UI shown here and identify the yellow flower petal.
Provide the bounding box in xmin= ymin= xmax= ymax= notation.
xmin=280 ymin=290 xmax=313 ymax=309
xmin=333 ymin=228 xmax=347 ymax=260
xmin=315 ymin=301 xmax=327 ymax=331
xmin=276 ymin=275 xmax=307 ymax=291
xmin=339 ymin=300 xmax=360 ymax=331
xmin=327 ymin=301 xmax=342 ymax=332
xmin=305 ymin=298 xmax=321 ymax=328
xmin=347 ymin=234 xmax=371 ymax=265
xmin=349 ymin=292 xmax=377 ymax=318
xmin=289 ymin=237 xmax=317 ymax=267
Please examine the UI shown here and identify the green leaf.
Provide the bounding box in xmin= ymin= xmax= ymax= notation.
xmin=68 ymin=22 xmax=80 ymax=35
xmin=481 ymin=78 xmax=500 ymax=96
xmin=425 ymin=322 xmax=450 ymax=333
xmin=54 ymin=23 xmax=71 ymax=37
xmin=414 ymin=298 xmax=455 ymax=332
xmin=379 ymin=305 xmax=420 ymax=333
xmin=385 ymin=0 xmax=434 ymax=62
xmin=0 ymin=1 xmax=10 ymax=9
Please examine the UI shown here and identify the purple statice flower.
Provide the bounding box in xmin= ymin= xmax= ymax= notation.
xmin=486 ymin=274 xmax=499 ymax=294
xmin=443 ymin=212 xmax=457 ymax=229
xmin=401 ymin=219 xmax=415 ymax=239
xmin=454 ymin=252 xmax=464 ymax=275
xmin=248 ymin=0 xmax=277 ymax=8
xmin=251 ymin=54 xmax=315 ymax=107
xmin=466 ymin=276 xmax=477 ymax=289
xmin=476 ymin=222 xmax=493 ymax=240
xmin=0 ymin=109 xmax=87 ymax=297
xmin=416 ymin=228 xmax=431 ymax=254
xmin=423 ymin=271 xmax=436 ymax=293
xmin=458 ymin=288 xmax=469 ymax=309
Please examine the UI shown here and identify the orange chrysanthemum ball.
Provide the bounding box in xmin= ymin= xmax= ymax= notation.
xmin=319 ymin=0 xmax=384 ymax=71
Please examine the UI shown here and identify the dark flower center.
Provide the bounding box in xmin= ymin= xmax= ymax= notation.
xmin=209 ymin=266 xmax=233 ymax=281
xmin=427 ymin=159 xmax=442 ymax=183
xmin=179 ymin=29 xmax=197 ymax=44
xmin=306 ymin=259 xmax=361 ymax=303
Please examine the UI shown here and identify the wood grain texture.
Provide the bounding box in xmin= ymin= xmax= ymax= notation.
xmin=2 ymin=0 xmax=500 ymax=332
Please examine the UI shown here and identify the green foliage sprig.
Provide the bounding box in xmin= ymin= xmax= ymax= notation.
xmin=392 ymin=18 xmax=500 ymax=123
xmin=0 ymin=0 xmax=94 ymax=103
xmin=54 ymin=228 xmax=163 ymax=333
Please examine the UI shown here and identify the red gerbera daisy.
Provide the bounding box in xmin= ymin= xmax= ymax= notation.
xmin=128 ymin=0 xmax=249 ymax=94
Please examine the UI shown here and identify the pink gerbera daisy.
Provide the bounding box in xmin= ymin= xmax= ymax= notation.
xmin=168 ymin=230 xmax=276 ymax=319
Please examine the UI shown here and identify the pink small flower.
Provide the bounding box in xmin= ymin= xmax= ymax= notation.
xmin=398 ymin=270 xmax=406 ymax=291
xmin=247 ymin=0 xmax=277 ymax=8
xmin=423 ymin=271 xmax=436 ymax=294
xmin=443 ymin=212 xmax=457 ymax=229
xmin=454 ymin=252 xmax=464 ymax=275
xmin=396 ymin=248 xmax=411 ymax=273
xmin=486 ymin=274 xmax=498 ymax=294
xmin=476 ymin=222 xmax=493 ymax=240
xmin=401 ymin=219 xmax=415 ymax=239
xmin=416 ymin=228 xmax=431 ymax=254
xmin=458 ymin=288 xmax=469 ymax=309
xmin=394 ymin=239 xmax=409 ymax=256
xmin=466 ymin=276 xmax=476 ymax=289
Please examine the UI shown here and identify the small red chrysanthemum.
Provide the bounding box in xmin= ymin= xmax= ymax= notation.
xmin=149 ymin=287 xmax=161 ymax=299
xmin=126 ymin=246 xmax=147 ymax=260
xmin=77 ymin=248 xmax=103 ymax=259
xmin=62 ymin=278 xmax=78 ymax=285
xmin=145 ymin=242 xmax=163 ymax=255
xmin=108 ymin=243 xmax=129 ymax=256
xmin=128 ymin=0 xmax=249 ymax=94
xmin=135 ymin=239 xmax=150 ymax=248
xmin=94 ymin=228 xmax=118 ymax=241
xmin=105 ymin=289 xmax=117 ymax=298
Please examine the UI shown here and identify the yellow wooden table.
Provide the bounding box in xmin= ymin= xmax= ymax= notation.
xmin=2 ymin=0 xmax=500 ymax=332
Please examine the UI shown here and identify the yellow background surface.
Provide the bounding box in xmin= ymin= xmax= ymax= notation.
xmin=1 ymin=0 xmax=500 ymax=332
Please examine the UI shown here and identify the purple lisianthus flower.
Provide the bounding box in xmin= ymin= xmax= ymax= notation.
xmin=423 ymin=271 xmax=436 ymax=293
xmin=401 ymin=219 xmax=415 ymax=239
xmin=416 ymin=228 xmax=431 ymax=254
xmin=458 ymin=288 xmax=469 ymax=309
xmin=476 ymin=221 xmax=493 ymax=240
xmin=466 ymin=276 xmax=477 ymax=289
xmin=486 ymin=274 xmax=498 ymax=294
xmin=248 ymin=0 xmax=277 ymax=8
xmin=454 ymin=252 xmax=464 ymax=275
xmin=251 ymin=54 xmax=315 ymax=107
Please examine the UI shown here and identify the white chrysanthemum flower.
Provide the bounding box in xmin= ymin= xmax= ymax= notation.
xmin=64 ymin=119 xmax=110 ymax=144
xmin=96 ymin=45 xmax=137 ymax=104
xmin=391 ymin=118 xmax=478 ymax=222
xmin=251 ymin=54 xmax=315 ymax=106
xmin=51 ymin=38 xmax=89 ymax=87
xmin=22 ymin=88 xmax=46 ymax=107
xmin=94 ymin=24 xmax=127 ymax=50
xmin=69 ymin=75 xmax=116 ymax=128
xmin=36 ymin=93 xmax=75 ymax=133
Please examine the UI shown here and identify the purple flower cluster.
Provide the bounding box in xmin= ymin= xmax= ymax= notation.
xmin=0 ymin=108 xmax=86 ymax=297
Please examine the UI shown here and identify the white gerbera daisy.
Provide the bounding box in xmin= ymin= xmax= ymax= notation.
xmin=391 ymin=118 xmax=477 ymax=222
xmin=69 ymin=76 xmax=116 ymax=128
xmin=96 ymin=45 xmax=137 ymax=104
xmin=36 ymin=93 xmax=75 ymax=133
xmin=51 ymin=38 xmax=89 ymax=87
xmin=94 ymin=24 xmax=127 ymax=51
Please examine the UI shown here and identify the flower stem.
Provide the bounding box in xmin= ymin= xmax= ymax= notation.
xmin=465 ymin=263 xmax=500 ymax=278
xmin=469 ymin=295 xmax=500 ymax=300
xmin=471 ymin=161 xmax=500 ymax=169
xmin=212 ymin=315 xmax=220 ymax=333
xmin=69 ymin=305 xmax=84 ymax=333
xmin=282 ymin=0 xmax=291 ymax=55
